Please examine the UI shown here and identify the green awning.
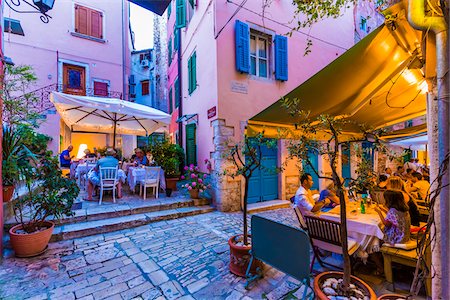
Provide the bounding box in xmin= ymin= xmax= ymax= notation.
xmin=249 ymin=4 xmax=426 ymax=137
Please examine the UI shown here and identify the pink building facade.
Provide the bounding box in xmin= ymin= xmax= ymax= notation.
xmin=3 ymin=0 xmax=132 ymax=155
xmin=166 ymin=1 xmax=356 ymax=211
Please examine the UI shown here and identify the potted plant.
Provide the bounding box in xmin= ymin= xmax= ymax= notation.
xmin=221 ymin=133 xmax=277 ymax=276
xmin=9 ymin=155 xmax=79 ymax=257
xmin=181 ymin=163 xmax=211 ymax=202
xmin=146 ymin=136 xmax=185 ymax=191
xmin=280 ymin=99 xmax=390 ymax=299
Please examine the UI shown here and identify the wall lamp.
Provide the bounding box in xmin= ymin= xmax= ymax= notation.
xmin=4 ymin=0 xmax=55 ymax=23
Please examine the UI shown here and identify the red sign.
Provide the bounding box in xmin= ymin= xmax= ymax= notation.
xmin=207 ymin=106 xmax=216 ymax=119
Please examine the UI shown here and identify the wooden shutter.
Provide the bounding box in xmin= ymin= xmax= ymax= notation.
xmin=75 ymin=5 xmax=89 ymax=35
xmin=188 ymin=56 xmax=192 ymax=94
xmin=188 ymin=52 xmax=196 ymax=94
xmin=94 ymin=81 xmax=108 ymax=96
xmin=174 ymin=78 xmax=180 ymax=108
xmin=275 ymin=35 xmax=288 ymax=81
xmin=176 ymin=0 xmax=186 ymax=28
xmin=185 ymin=123 xmax=197 ymax=166
xmin=141 ymin=80 xmax=149 ymax=95
xmin=235 ymin=20 xmax=250 ymax=73
xmin=174 ymin=28 xmax=179 ymax=51
xmin=168 ymin=87 xmax=173 ymax=113
xmin=90 ymin=10 xmax=103 ymax=39
xmin=168 ymin=38 xmax=172 ymax=65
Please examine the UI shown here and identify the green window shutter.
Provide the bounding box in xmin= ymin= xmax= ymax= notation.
xmin=189 ymin=0 xmax=195 ymax=9
xmin=168 ymin=87 xmax=173 ymax=113
xmin=174 ymin=28 xmax=179 ymax=51
xmin=176 ymin=0 xmax=186 ymax=28
xmin=167 ymin=2 xmax=171 ymax=17
xmin=192 ymin=51 xmax=196 ymax=93
xmin=188 ymin=56 xmax=192 ymax=94
xmin=185 ymin=123 xmax=197 ymax=166
xmin=168 ymin=38 xmax=172 ymax=65
xmin=175 ymin=77 xmax=180 ymax=108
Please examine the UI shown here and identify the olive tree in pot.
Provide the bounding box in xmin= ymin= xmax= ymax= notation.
xmin=221 ymin=133 xmax=277 ymax=276
xmin=280 ymin=99 xmax=393 ymax=299
xmin=10 ymin=155 xmax=79 ymax=257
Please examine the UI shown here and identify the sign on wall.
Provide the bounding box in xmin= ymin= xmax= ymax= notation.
xmin=231 ymin=81 xmax=248 ymax=94
xmin=207 ymin=106 xmax=217 ymax=119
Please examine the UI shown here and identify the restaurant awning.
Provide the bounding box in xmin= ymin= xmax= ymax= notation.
xmin=127 ymin=0 xmax=170 ymax=16
xmin=249 ymin=4 xmax=426 ymax=138
xmin=50 ymin=92 xmax=171 ymax=146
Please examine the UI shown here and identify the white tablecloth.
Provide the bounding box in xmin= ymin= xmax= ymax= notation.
xmin=320 ymin=202 xmax=384 ymax=257
xmin=127 ymin=167 xmax=166 ymax=191
xmin=75 ymin=163 xmax=95 ymax=179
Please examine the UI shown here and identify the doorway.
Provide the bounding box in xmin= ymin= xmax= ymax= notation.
xmin=63 ymin=63 xmax=86 ymax=95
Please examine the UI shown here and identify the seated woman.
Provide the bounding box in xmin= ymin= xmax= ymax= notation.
xmin=374 ymin=190 xmax=411 ymax=245
xmin=386 ymin=176 xmax=420 ymax=226
xmin=133 ymin=148 xmax=149 ymax=166
xmin=85 ymin=148 xmax=127 ymax=201
xmin=318 ymin=182 xmax=340 ymax=208
xmin=83 ymin=149 xmax=97 ymax=159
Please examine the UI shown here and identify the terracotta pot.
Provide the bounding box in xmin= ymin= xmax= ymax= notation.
xmin=2 ymin=185 xmax=15 ymax=202
xmin=228 ymin=234 xmax=261 ymax=277
xmin=377 ymin=294 xmax=407 ymax=300
xmin=9 ymin=221 xmax=54 ymax=257
xmin=189 ymin=189 xmax=199 ymax=199
xmin=313 ymin=271 xmax=376 ymax=300
xmin=166 ymin=177 xmax=179 ymax=191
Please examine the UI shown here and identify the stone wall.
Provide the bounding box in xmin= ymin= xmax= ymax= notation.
xmin=285 ymin=175 xmax=300 ymax=200
xmin=210 ymin=119 xmax=242 ymax=212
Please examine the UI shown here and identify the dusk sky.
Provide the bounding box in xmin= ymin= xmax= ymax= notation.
xmin=130 ymin=3 xmax=155 ymax=51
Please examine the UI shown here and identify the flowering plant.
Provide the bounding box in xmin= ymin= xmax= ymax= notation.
xmin=181 ymin=164 xmax=211 ymax=192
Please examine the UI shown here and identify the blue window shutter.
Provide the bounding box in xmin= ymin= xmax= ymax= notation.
xmin=176 ymin=0 xmax=186 ymax=28
xmin=169 ymin=87 xmax=173 ymax=113
xmin=175 ymin=77 xmax=180 ymax=108
xmin=235 ymin=20 xmax=250 ymax=73
xmin=274 ymin=35 xmax=288 ymax=81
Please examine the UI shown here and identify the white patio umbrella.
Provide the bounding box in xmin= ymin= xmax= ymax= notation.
xmin=50 ymin=92 xmax=171 ymax=147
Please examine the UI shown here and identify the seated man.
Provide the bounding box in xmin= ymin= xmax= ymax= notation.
xmin=294 ymin=173 xmax=326 ymax=213
xmin=319 ymin=181 xmax=340 ymax=208
xmin=408 ymin=172 xmax=430 ymax=201
xmin=85 ymin=148 xmax=126 ymax=201
xmin=60 ymin=145 xmax=74 ymax=168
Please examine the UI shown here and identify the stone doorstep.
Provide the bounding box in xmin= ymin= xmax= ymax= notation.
xmin=50 ymin=206 xmax=215 ymax=242
xmin=3 ymin=198 xmax=199 ymax=229
xmin=247 ymin=200 xmax=291 ymax=214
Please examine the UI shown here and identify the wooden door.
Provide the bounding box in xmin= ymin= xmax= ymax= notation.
xmin=63 ymin=64 xmax=86 ymax=95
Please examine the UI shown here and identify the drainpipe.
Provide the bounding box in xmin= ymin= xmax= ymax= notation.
xmin=0 ymin=0 xmax=3 ymax=260
xmin=407 ymin=1 xmax=448 ymax=298
xmin=177 ymin=28 xmax=183 ymax=148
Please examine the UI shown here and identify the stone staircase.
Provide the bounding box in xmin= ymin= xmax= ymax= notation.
xmin=4 ymin=194 xmax=214 ymax=242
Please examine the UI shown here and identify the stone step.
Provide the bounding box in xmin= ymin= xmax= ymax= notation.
xmin=247 ymin=200 xmax=291 ymax=214
xmin=51 ymin=205 xmax=214 ymax=241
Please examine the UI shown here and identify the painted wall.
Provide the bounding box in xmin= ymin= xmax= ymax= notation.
xmin=3 ymin=0 xmax=131 ymax=154
xmin=131 ymin=49 xmax=153 ymax=107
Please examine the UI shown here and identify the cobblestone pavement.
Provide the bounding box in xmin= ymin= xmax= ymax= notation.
xmin=0 ymin=208 xmax=422 ymax=300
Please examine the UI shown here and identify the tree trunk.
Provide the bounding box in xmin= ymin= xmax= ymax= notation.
xmin=243 ymin=175 xmax=249 ymax=245
xmin=339 ymin=189 xmax=351 ymax=289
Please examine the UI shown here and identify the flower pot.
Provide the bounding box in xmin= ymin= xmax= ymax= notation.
xmin=165 ymin=188 xmax=173 ymax=197
xmin=313 ymin=271 xmax=376 ymax=300
xmin=228 ymin=234 xmax=261 ymax=277
xmin=2 ymin=185 xmax=15 ymax=202
xmin=189 ymin=189 xmax=199 ymax=199
xmin=9 ymin=221 xmax=55 ymax=257
xmin=166 ymin=177 xmax=179 ymax=191
xmin=377 ymin=294 xmax=407 ymax=300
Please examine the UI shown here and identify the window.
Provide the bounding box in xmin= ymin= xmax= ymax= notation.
xmin=250 ymin=32 xmax=269 ymax=78
xmin=4 ymin=18 xmax=24 ymax=36
xmin=188 ymin=51 xmax=197 ymax=95
xmin=139 ymin=52 xmax=150 ymax=62
xmin=187 ymin=0 xmax=195 ymax=22
xmin=174 ymin=77 xmax=180 ymax=108
xmin=360 ymin=17 xmax=367 ymax=32
xmin=174 ymin=27 xmax=179 ymax=51
xmin=129 ymin=75 xmax=136 ymax=98
xmin=175 ymin=0 xmax=186 ymax=28
xmin=168 ymin=87 xmax=173 ymax=113
xmin=168 ymin=38 xmax=173 ymax=65
xmin=93 ymin=81 xmax=108 ymax=96
xmin=141 ymin=80 xmax=150 ymax=96
xmin=167 ymin=1 xmax=172 ymax=17
xmin=235 ymin=20 xmax=288 ymax=81
xmin=75 ymin=4 xmax=103 ymax=39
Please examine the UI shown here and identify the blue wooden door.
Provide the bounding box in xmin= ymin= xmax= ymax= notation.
xmin=302 ymin=149 xmax=319 ymax=191
xmin=247 ymin=141 xmax=278 ymax=203
xmin=362 ymin=141 xmax=374 ymax=168
xmin=341 ymin=143 xmax=351 ymax=186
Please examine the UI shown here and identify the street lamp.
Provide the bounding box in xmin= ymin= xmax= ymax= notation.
xmin=4 ymin=0 xmax=56 ymax=23
xmin=33 ymin=0 xmax=55 ymax=13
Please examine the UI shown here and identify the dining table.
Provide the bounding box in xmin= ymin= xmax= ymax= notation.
xmin=127 ymin=166 xmax=167 ymax=192
xmin=320 ymin=201 xmax=384 ymax=259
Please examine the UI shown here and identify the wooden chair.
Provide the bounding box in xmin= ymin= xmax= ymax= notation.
xmin=99 ymin=166 xmax=119 ymax=205
xmin=303 ymin=214 xmax=359 ymax=271
xmin=139 ymin=166 xmax=161 ymax=199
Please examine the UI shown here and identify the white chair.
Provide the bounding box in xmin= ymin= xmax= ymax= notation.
xmin=99 ymin=166 xmax=119 ymax=205
xmin=85 ymin=157 xmax=97 ymax=163
xmin=81 ymin=162 xmax=97 ymax=190
xmin=139 ymin=166 xmax=161 ymax=200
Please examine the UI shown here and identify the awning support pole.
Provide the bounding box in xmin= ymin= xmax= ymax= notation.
xmin=113 ymin=113 xmax=117 ymax=149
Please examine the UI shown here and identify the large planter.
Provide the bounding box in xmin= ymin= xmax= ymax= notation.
xmin=228 ymin=234 xmax=261 ymax=277
xmin=313 ymin=271 xmax=376 ymax=300
xmin=9 ymin=221 xmax=54 ymax=257
xmin=377 ymin=294 xmax=407 ymax=300
xmin=166 ymin=177 xmax=179 ymax=191
xmin=2 ymin=185 xmax=15 ymax=202
xmin=189 ymin=189 xmax=199 ymax=199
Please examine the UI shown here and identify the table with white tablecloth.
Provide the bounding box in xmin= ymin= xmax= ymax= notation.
xmin=127 ymin=167 xmax=166 ymax=192
xmin=320 ymin=202 xmax=384 ymax=258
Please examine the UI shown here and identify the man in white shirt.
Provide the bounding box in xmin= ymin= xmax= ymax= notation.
xmin=294 ymin=173 xmax=325 ymax=213
xmin=409 ymin=172 xmax=430 ymax=200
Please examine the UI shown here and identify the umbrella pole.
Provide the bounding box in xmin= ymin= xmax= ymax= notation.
xmin=113 ymin=119 xmax=117 ymax=149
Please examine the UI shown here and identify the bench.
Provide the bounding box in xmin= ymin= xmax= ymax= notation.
xmin=246 ymin=215 xmax=313 ymax=298
xmin=380 ymin=244 xmax=431 ymax=297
